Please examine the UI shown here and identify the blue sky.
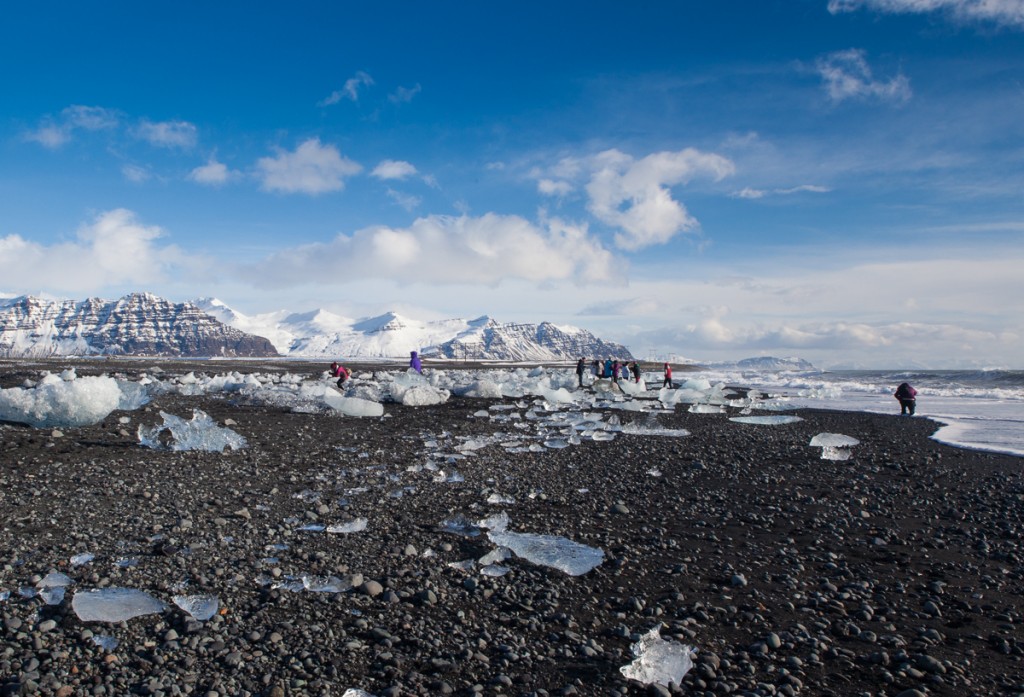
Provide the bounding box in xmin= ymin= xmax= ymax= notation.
xmin=2 ymin=0 xmax=1022 ymax=368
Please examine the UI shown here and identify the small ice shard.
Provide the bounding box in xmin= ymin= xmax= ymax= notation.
xmin=480 ymin=564 xmax=510 ymax=577
xmin=447 ymin=559 xmax=476 ymax=572
xmin=730 ymin=415 xmax=804 ymax=425
xmin=809 ymin=432 xmax=860 ymax=460
xmin=38 ymin=571 xmax=73 ymax=588
xmin=92 ymin=635 xmax=119 ymax=651
xmin=323 ymin=391 xmax=385 ymax=418
xmin=439 ymin=515 xmax=480 ymax=537
xmin=72 ymin=588 xmax=167 ymax=623
xmin=326 ymin=518 xmax=368 ymax=534
xmin=138 ymin=410 xmax=246 ymax=452
xmin=620 ymin=626 xmax=696 ymax=686
xmin=39 ymin=587 xmax=66 ymax=605
xmin=486 ymin=493 xmax=514 ymax=505
xmin=689 ymin=404 xmax=725 ymax=414
xmin=486 ymin=521 xmax=604 ymax=576
xmin=302 ymin=575 xmax=351 ymax=593
xmin=341 ymin=689 xmax=376 ymax=697
xmin=0 ymin=590 xmax=10 ymax=602
xmin=70 ymin=552 xmax=95 ymax=567
xmin=297 ymin=523 xmax=326 ymax=532
xmin=476 ymin=511 xmax=509 ymax=532
xmin=116 ymin=557 xmax=139 ymax=568
xmin=478 ymin=547 xmax=513 ymax=565
xmin=647 ymin=468 xmax=662 ymax=477
xmin=543 ymin=438 xmax=569 ymax=449
xmin=172 ymin=594 xmax=219 ymax=621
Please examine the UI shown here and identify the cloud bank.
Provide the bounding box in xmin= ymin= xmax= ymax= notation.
xmin=827 ymin=0 xmax=1024 ymax=29
xmin=817 ymin=49 xmax=911 ymax=103
xmin=257 ymin=138 xmax=362 ymax=194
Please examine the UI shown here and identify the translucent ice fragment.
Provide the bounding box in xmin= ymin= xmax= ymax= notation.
xmin=398 ymin=385 xmax=450 ymax=406
xmin=486 ymin=528 xmax=604 ymax=576
xmin=70 ymin=552 xmax=95 ymax=567
xmin=40 ymin=587 xmax=66 ymax=605
xmin=326 ymin=518 xmax=368 ymax=534
xmin=481 ymin=564 xmax=510 ymax=577
xmin=138 ymin=410 xmax=246 ymax=452
xmin=730 ymin=415 xmax=804 ymax=425
xmin=478 ymin=547 xmax=513 ymax=565
xmin=297 ymin=524 xmax=326 ymax=532
xmin=689 ymin=404 xmax=725 ymax=414
xmin=487 ymin=493 xmax=514 ymax=505
xmin=447 ymin=559 xmax=476 ymax=572
xmin=72 ymin=588 xmax=167 ymax=623
xmin=620 ymin=627 xmax=695 ymax=686
xmin=302 ymin=575 xmax=351 ymax=593
xmin=0 ymin=374 xmax=126 ymax=428
xmin=0 ymin=590 xmax=9 ymax=602
xmin=38 ymin=571 xmax=73 ymax=588
xmin=439 ymin=515 xmax=481 ymax=537
xmin=92 ymin=635 xmax=119 ymax=651
xmin=323 ymin=391 xmax=385 ymax=418
xmin=173 ymin=594 xmax=219 ymax=621
xmin=810 ymin=432 xmax=860 ymax=460
xmin=476 ymin=511 xmax=509 ymax=532
xmin=341 ymin=689 xmax=376 ymax=697
xmin=543 ymin=438 xmax=569 ymax=449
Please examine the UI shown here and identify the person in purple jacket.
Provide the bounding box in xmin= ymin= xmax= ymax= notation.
xmin=894 ymin=382 xmax=917 ymax=415
xmin=409 ymin=350 xmax=422 ymax=374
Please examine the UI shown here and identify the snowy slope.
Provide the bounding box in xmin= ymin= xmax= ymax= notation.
xmin=196 ymin=298 xmax=632 ymax=361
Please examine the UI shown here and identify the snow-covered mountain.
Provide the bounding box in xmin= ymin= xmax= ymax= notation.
xmin=727 ymin=356 xmax=818 ymax=372
xmin=195 ymin=298 xmax=633 ymax=361
xmin=0 ymin=293 xmax=278 ymax=358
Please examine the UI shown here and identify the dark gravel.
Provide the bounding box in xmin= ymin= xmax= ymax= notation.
xmin=1 ymin=359 xmax=1023 ymax=697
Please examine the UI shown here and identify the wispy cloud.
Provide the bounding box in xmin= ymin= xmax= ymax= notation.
xmin=0 ymin=209 xmax=187 ymax=293
xmin=386 ymin=188 xmax=422 ymax=211
xmin=135 ymin=119 xmax=198 ymax=148
xmin=828 ymin=0 xmax=1024 ymax=29
xmin=732 ymin=184 xmax=831 ymax=199
xmin=389 ymin=83 xmax=422 ymax=104
xmin=537 ymin=179 xmax=574 ymax=197
xmin=817 ymin=49 xmax=911 ymax=103
xmin=121 ymin=164 xmax=151 ymax=183
xmin=243 ymin=214 xmax=617 ymax=286
xmin=371 ymin=159 xmax=418 ymax=180
xmin=256 ymin=138 xmax=362 ymax=195
xmin=24 ymin=105 xmax=120 ymax=148
xmin=319 ymin=71 xmax=375 ymax=105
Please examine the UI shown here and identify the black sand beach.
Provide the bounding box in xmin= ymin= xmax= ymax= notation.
xmin=1 ymin=360 xmax=1022 ymax=696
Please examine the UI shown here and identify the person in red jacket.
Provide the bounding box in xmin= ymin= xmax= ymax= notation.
xmin=663 ymin=362 xmax=673 ymax=388
xmin=894 ymin=382 xmax=917 ymax=415
xmin=329 ymin=361 xmax=350 ymax=389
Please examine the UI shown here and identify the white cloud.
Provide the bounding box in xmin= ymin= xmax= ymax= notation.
xmin=389 ymin=83 xmax=422 ymax=104
xmin=827 ymin=0 xmax=1024 ymax=29
xmin=386 ymin=188 xmax=422 ymax=211
xmin=371 ymin=159 xmax=418 ymax=180
xmin=121 ymin=164 xmax=151 ymax=183
xmin=188 ymin=157 xmax=234 ymax=186
xmin=0 ymin=209 xmax=186 ymax=293
xmin=25 ymin=104 xmax=119 ymax=148
xmin=817 ymin=49 xmax=911 ymax=103
xmin=136 ymin=119 xmax=198 ymax=148
xmin=244 ymin=213 xmax=618 ymax=286
xmin=319 ymin=71 xmax=375 ymax=105
xmin=585 ymin=148 xmax=735 ymax=250
xmin=538 ymin=179 xmax=574 ymax=196
xmin=256 ymin=138 xmax=362 ymax=195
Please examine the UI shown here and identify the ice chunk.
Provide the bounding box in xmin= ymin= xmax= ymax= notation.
xmin=172 ymin=594 xmax=219 ymax=621
xmin=476 ymin=511 xmax=510 ymax=532
xmin=138 ymin=410 xmax=246 ymax=452
xmin=538 ymin=386 xmax=574 ymax=404
xmin=487 ymin=526 xmax=604 ymax=576
xmin=38 ymin=571 xmax=73 ymax=588
xmin=92 ymin=635 xmax=119 ymax=651
xmin=326 ymin=518 xmax=368 ymax=534
xmin=39 ymin=587 xmax=66 ymax=605
xmin=810 ymin=432 xmax=860 ymax=460
xmin=481 ymin=564 xmax=510 ymax=577
xmin=70 ymin=552 xmax=95 ymax=567
xmin=439 ymin=515 xmax=481 ymax=537
xmin=341 ymin=689 xmax=376 ymax=697
xmin=620 ymin=627 xmax=695 ymax=686
xmin=689 ymin=404 xmax=725 ymax=414
xmin=400 ymin=385 xmax=450 ymax=406
xmin=72 ymin=587 xmax=167 ymax=623
xmin=323 ymin=391 xmax=385 ymax=418
xmin=0 ymin=374 xmax=126 ymax=428
xmin=302 ymin=575 xmax=352 ymax=593
xmin=478 ymin=547 xmax=513 ymax=565
xmin=730 ymin=415 xmax=804 ymax=425
xmin=487 ymin=493 xmax=514 ymax=505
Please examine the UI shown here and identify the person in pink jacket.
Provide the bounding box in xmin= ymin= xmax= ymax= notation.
xmin=894 ymin=382 xmax=917 ymax=415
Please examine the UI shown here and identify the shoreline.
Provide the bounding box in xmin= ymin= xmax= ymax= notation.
xmin=2 ymin=362 xmax=1023 ymax=695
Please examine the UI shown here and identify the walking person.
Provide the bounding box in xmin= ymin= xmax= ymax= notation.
xmin=894 ymin=382 xmax=917 ymax=415
xmin=663 ymin=362 xmax=673 ymax=388
xmin=575 ymin=357 xmax=586 ymax=388
xmin=631 ymin=361 xmax=642 ymax=383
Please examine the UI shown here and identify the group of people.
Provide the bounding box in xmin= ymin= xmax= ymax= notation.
xmin=329 ymin=350 xmax=423 ymax=390
xmin=575 ymin=358 xmax=675 ymax=389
